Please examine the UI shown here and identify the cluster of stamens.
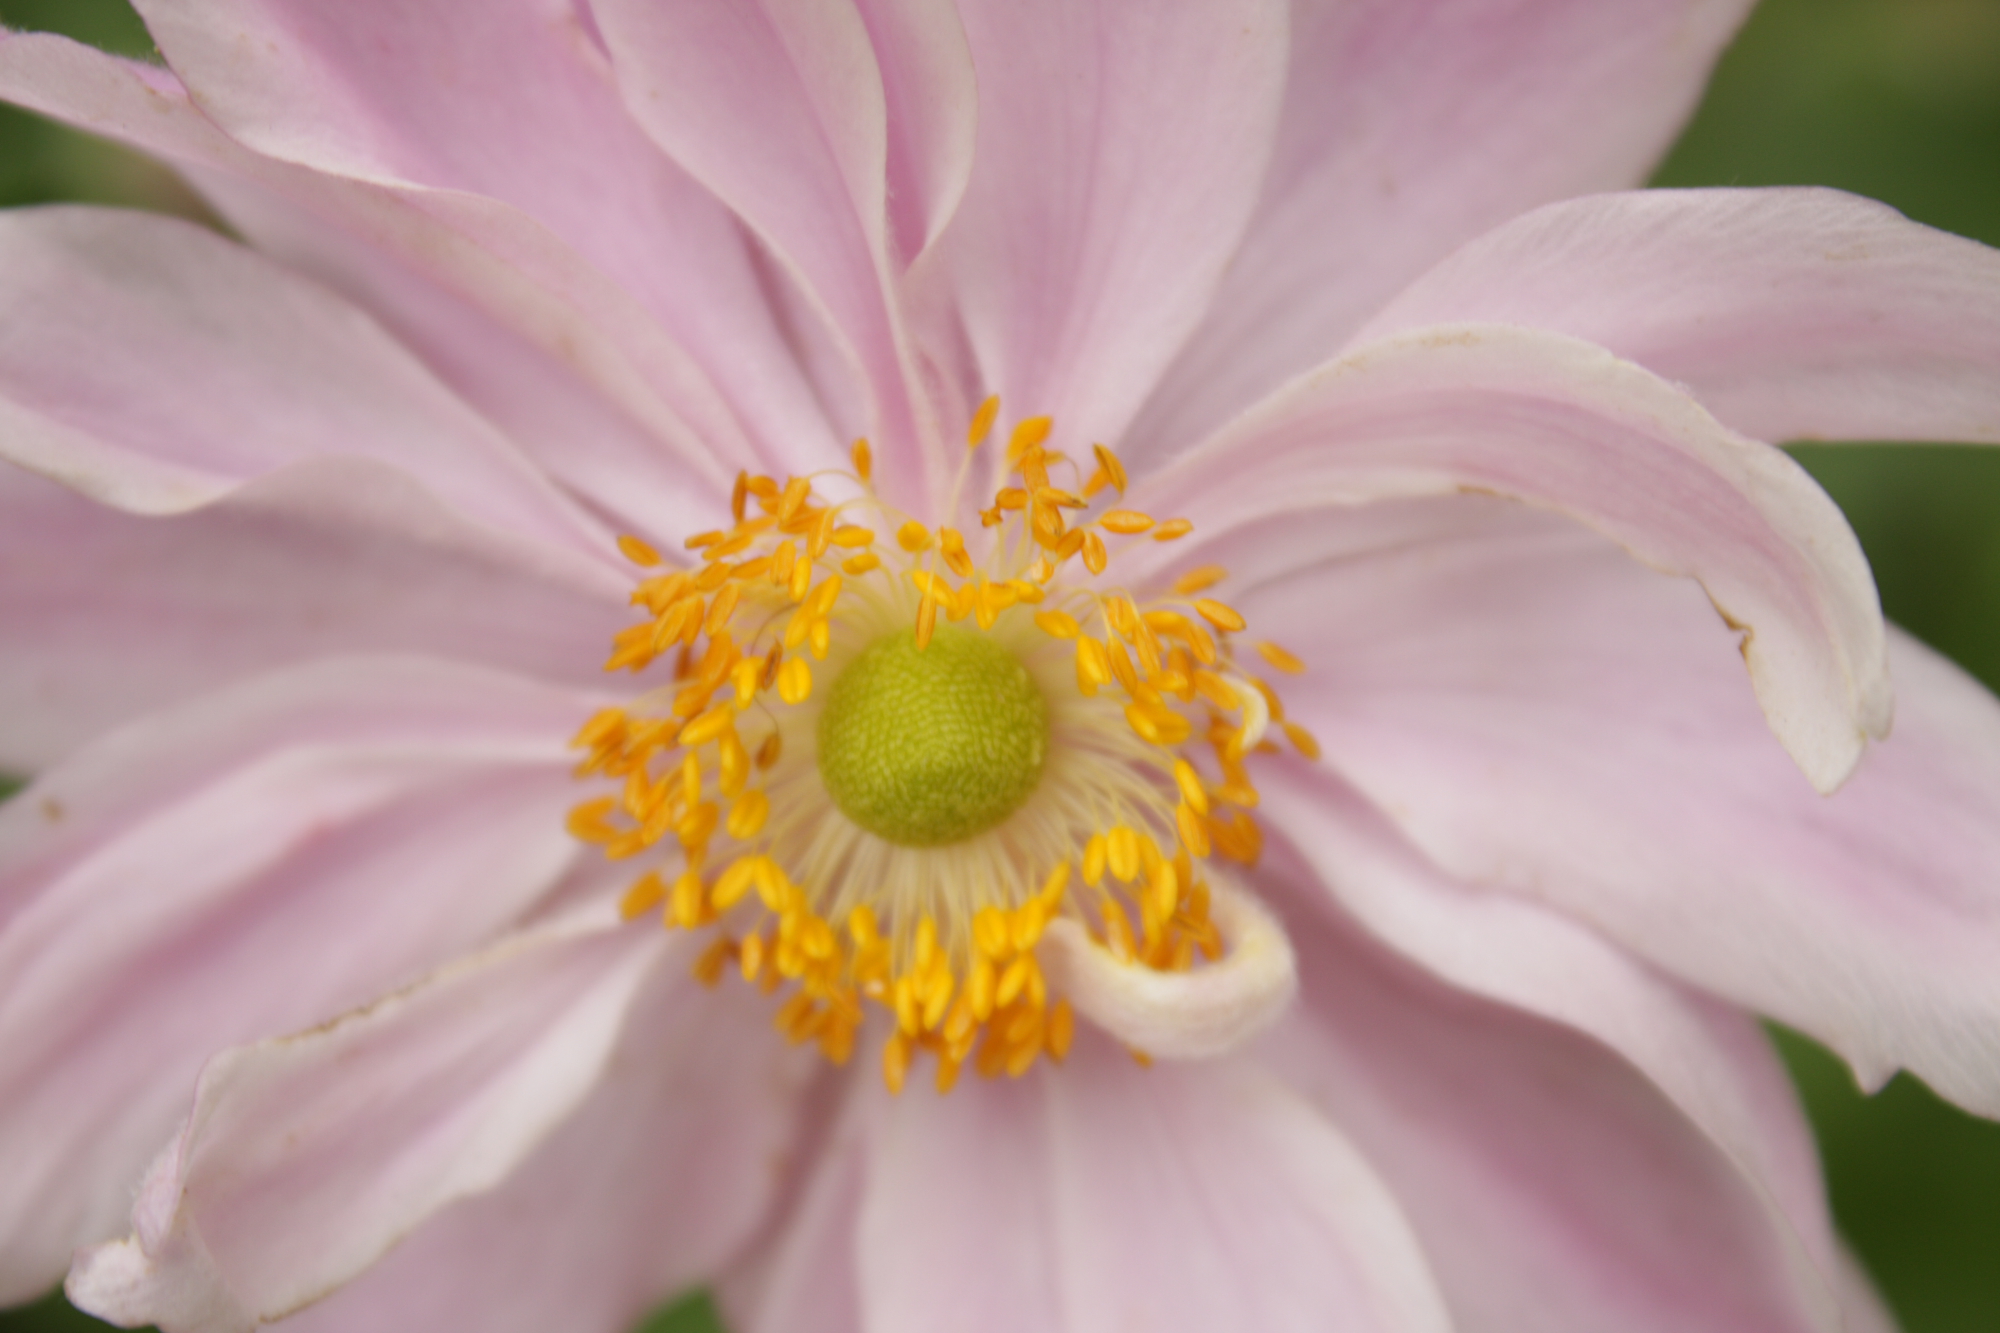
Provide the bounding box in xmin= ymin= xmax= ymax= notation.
xmin=568 ymin=398 xmax=1315 ymax=1093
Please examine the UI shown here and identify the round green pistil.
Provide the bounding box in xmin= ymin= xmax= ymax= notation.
xmin=817 ymin=626 xmax=1048 ymax=847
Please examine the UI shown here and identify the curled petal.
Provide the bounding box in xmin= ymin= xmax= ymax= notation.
xmin=1357 ymin=188 xmax=2000 ymax=447
xmin=1142 ymin=325 xmax=1889 ymax=792
xmin=66 ymin=908 xmax=668 ymax=1332
xmin=1040 ymin=877 xmax=1295 ymax=1059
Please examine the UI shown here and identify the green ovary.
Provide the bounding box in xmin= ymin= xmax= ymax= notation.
xmin=817 ymin=626 xmax=1049 ymax=847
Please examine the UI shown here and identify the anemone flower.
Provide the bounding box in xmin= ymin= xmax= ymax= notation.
xmin=4 ymin=2 xmax=2000 ymax=1331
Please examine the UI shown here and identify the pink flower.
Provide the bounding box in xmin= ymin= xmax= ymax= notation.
xmin=3 ymin=2 xmax=2000 ymax=1331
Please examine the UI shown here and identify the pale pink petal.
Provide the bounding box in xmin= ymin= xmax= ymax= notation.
xmin=273 ymin=957 xmax=812 ymax=1333
xmin=719 ymin=1081 xmax=867 ymax=1333
xmin=590 ymin=0 xmax=960 ymax=504
xmin=1241 ymin=495 xmax=2000 ymax=1117
xmin=1259 ymin=871 xmax=1846 ymax=1332
xmin=0 ymin=458 xmax=623 ymax=769
xmin=1138 ymin=325 xmax=1888 ymax=792
xmin=0 ymin=658 xmax=596 ymax=1302
xmin=930 ymin=0 xmax=1287 ymax=461
xmin=1356 ymin=188 xmax=2000 ymax=446
xmin=0 ymin=33 xmax=743 ymax=512
xmin=1124 ymin=0 xmax=1753 ymax=467
xmin=124 ymin=0 xmax=841 ymax=484
xmin=66 ymin=907 xmax=667 ymax=1332
xmin=858 ymin=0 xmax=977 ymax=266
xmin=0 ymin=207 xmax=604 ymax=558
xmin=856 ymin=1042 xmax=1453 ymax=1333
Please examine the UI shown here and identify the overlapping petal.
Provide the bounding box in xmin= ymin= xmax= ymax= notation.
xmin=0 ymin=31 xmax=750 ymax=517
xmin=1262 ymin=880 xmax=1848 ymax=1333
xmin=66 ymin=906 xmax=666 ymax=1332
xmin=0 ymin=459 xmax=623 ymax=769
xmin=931 ymin=0 xmax=1288 ymax=464
xmin=853 ymin=1043 xmax=1453 ymax=1333
xmin=1123 ymin=0 xmax=1755 ymax=466
xmin=1240 ymin=497 xmax=2000 ymax=1115
xmin=0 ymin=658 xmax=593 ymax=1302
xmin=1357 ymin=188 xmax=2000 ymax=446
xmin=161 ymin=941 xmax=806 ymax=1333
xmin=1138 ymin=325 xmax=1887 ymax=791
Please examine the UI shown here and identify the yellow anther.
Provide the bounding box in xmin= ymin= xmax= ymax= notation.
xmin=680 ymin=705 xmax=733 ymax=749
xmin=1099 ymin=510 xmax=1154 ymax=535
xmin=1152 ymin=518 xmax=1194 ymax=541
xmin=755 ymin=731 xmax=782 ymax=770
xmin=1283 ymin=721 xmax=1322 ymax=760
xmin=805 ymin=572 xmax=844 ymax=618
xmin=718 ymin=728 xmax=750 ymax=798
xmin=939 ymin=528 xmax=974 ymax=578
xmin=1075 ymin=638 xmax=1109 ymax=695
xmin=731 ymin=657 xmax=762 ymax=706
xmin=1082 ymin=833 xmax=1107 ymax=886
xmin=1007 ymin=415 xmax=1053 ymax=462
xmin=967 ymin=955 xmax=998 ymax=1020
xmin=777 ymin=657 xmax=813 ymax=704
xmin=693 ymin=936 xmax=734 ymax=987
xmin=974 ymin=906 xmax=1010 ymax=959
xmin=711 ymin=857 xmax=761 ymax=912
xmin=727 ymin=789 xmax=770 ymax=839
xmin=772 ymin=539 xmax=797 ymax=587
xmin=619 ymin=871 xmax=666 ymax=919
xmin=1172 ymin=565 xmax=1226 ymax=596
xmin=996 ymin=487 xmax=1028 ymax=511
xmin=935 ymin=1055 xmax=963 ymax=1094
xmin=1081 ymin=530 xmax=1108 ymax=575
xmin=831 ymin=525 xmax=874 ymax=549
xmin=1092 ymin=443 xmax=1128 ymax=494
xmin=842 ymin=551 xmax=881 ymax=575
xmin=685 ymin=530 xmax=724 ymax=550
xmin=1194 ymin=598 xmax=1246 ymax=633
xmin=1107 ymin=826 xmax=1140 ymax=882
xmin=896 ymin=520 xmax=934 ymax=552
xmin=997 ymin=954 xmax=1034 ymax=1008
xmin=851 ymin=437 xmax=872 ymax=481
xmin=1172 ymin=759 xmax=1210 ymax=815
xmin=740 ymin=932 xmax=765 ymax=982
xmin=702 ymin=583 xmax=740 ymax=638
xmin=968 ymin=394 xmax=1001 ymax=448
xmin=884 ymin=1031 xmax=913 ymax=1094
xmin=1176 ymin=801 xmax=1211 ymax=858
xmin=1047 ymin=1000 xmax=1076 ymax=1062
xmin=617 ymin=534 xmax=663 ymax=567
xmin=778 ymin=476 xmax=811 ymax=523
xmin=1194 ymin=670 xmax=1240 ymax=711
xmin=1257 ymin=641 xmax=1307 ymax=674
xmin=809 ymin=506 xmax=838 ymax=559
xmin=787 ymin=554 xmax=812 ymax=603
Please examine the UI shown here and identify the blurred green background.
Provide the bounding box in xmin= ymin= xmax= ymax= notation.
xmin=1 ymin=0 xmax=1997 ymax=1329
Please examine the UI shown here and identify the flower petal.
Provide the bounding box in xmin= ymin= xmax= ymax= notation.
xmin=1246 ymin=495 xmax=2000 ymax=1117
xmin=932 ymin=0 xmax=1288 ymax=458
xmin=1260 ymin=866 xmax=1849 ymax=1333
xmin=269 ymin=955 xmax=811 ymax=1333
xmin=1140 ymin=325 xmax=1888 ymax=792
xmin=0 ymin=457 xmax=623 ymax=770
xmin=590 ymin=0 xmax=964 ymax=503
xmin=0 ymin=32 xmax=745 ymax=517
xmin=1123 ymin=0 xmax=1754 ymax=467
xmin=1356 ymin=188 xmax=2000 ymax=446
xmin=856 ymin=1043 xmax=1453 ymax=1333
xmin=1039 ymin=875 xmax=1295 ymax=1059
xmin=0 ymin=206 xmax=603 ymax=556
xmin=123 ymin=0 xmax=847 ymax=486
xmin=66 ymin=906 xmax=666 ymax=1332
xmin=0 ymin=657 xmax=594 ymax=1302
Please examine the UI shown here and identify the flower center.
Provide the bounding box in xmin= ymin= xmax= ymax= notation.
xmin=565 ymin=399 xmax=1317 ymax=1094
xmin=818 ymin=627 xmax=1048 ymax=846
